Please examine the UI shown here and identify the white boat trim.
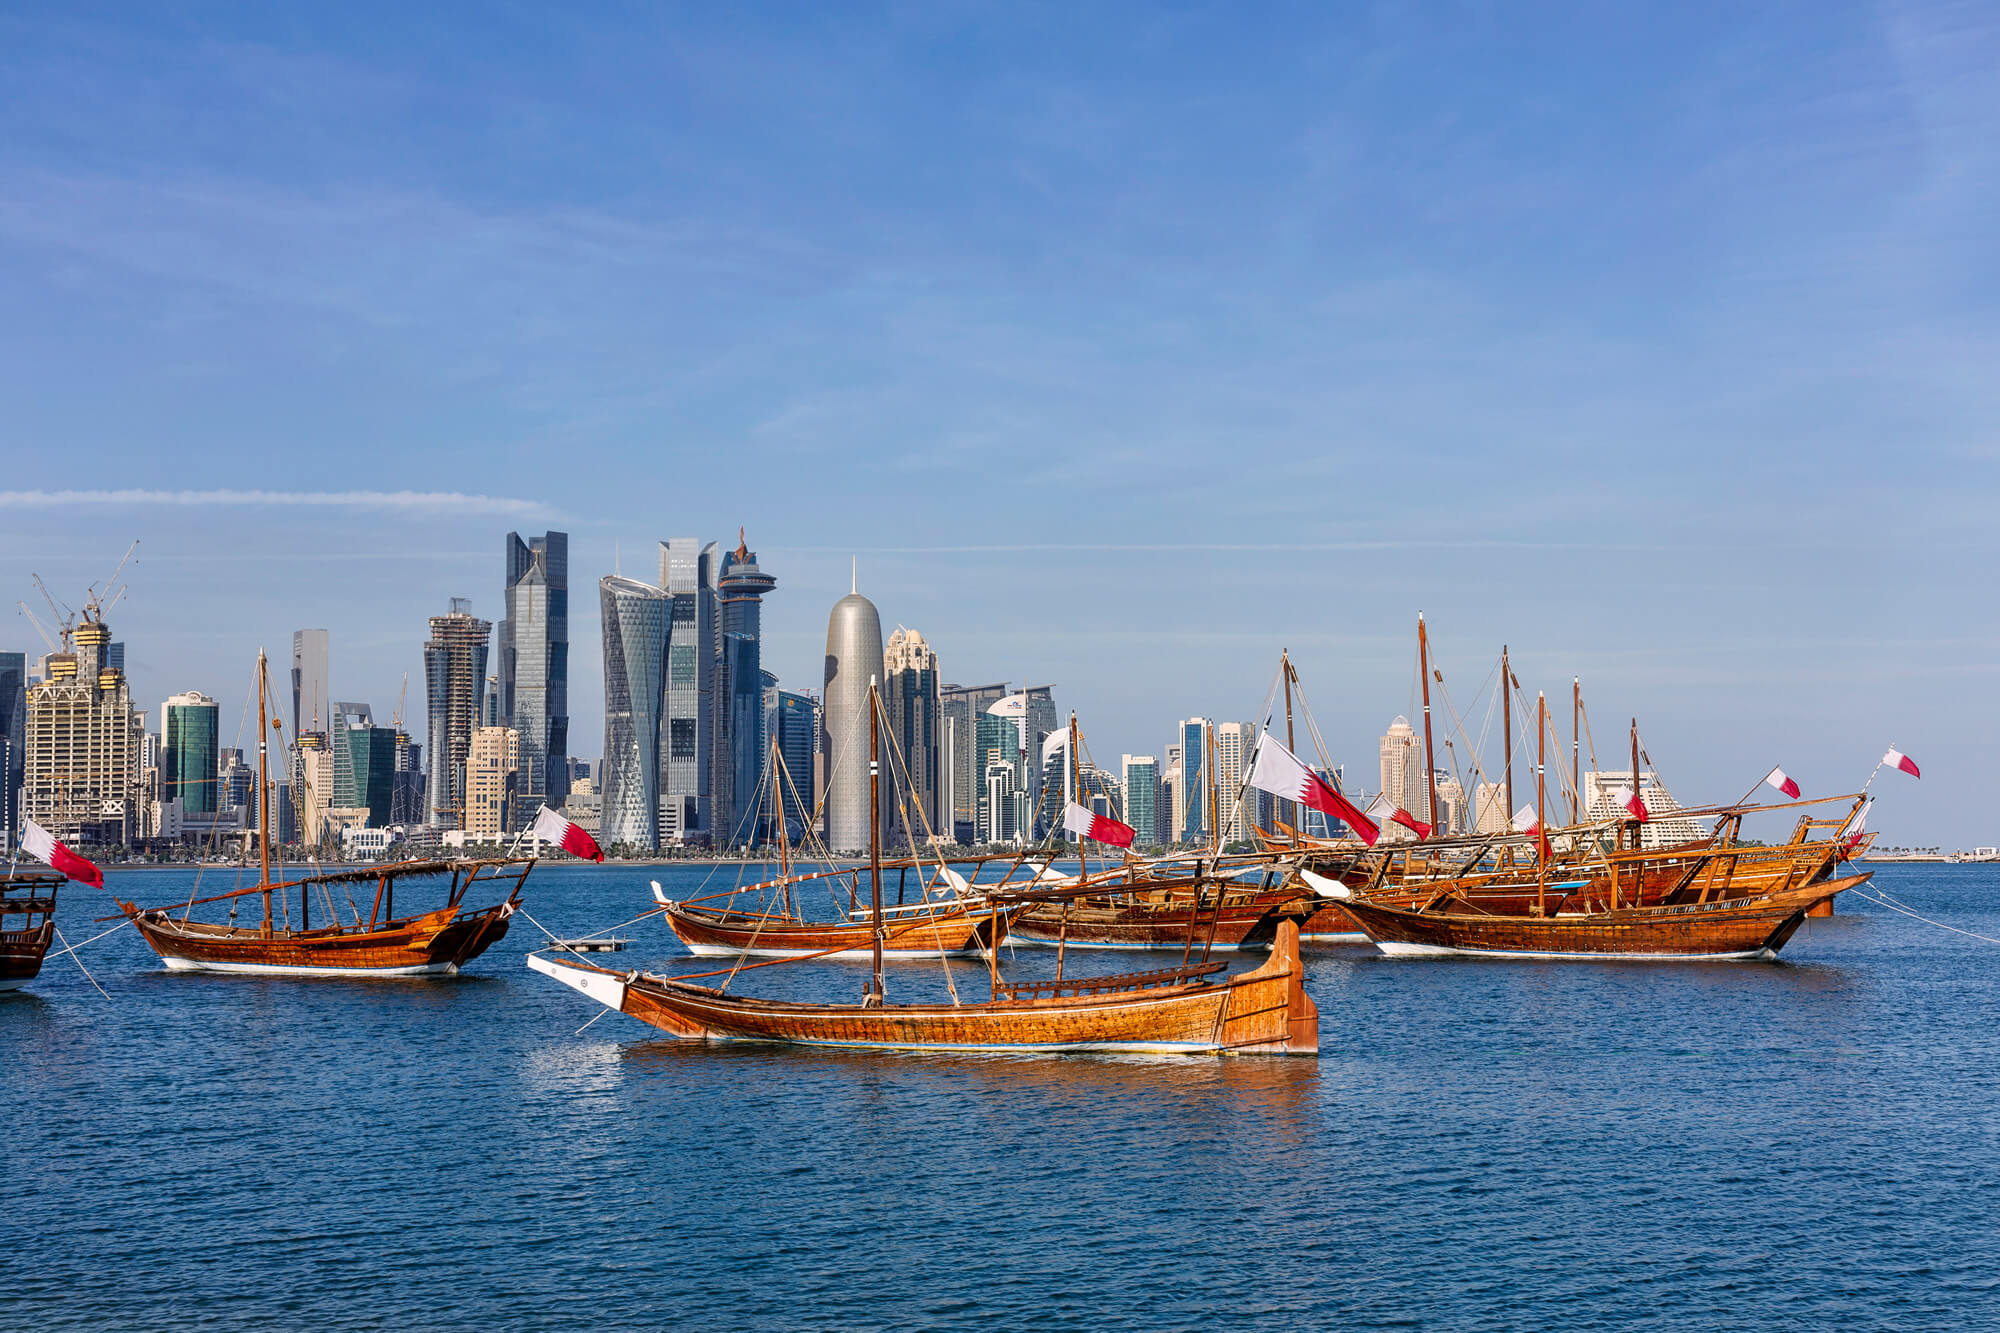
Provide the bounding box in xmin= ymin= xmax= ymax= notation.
xmin=1370 ymin=940 xmax=1776 ymax=962
xmin=158 ymin=955 xmax=454 ymax=976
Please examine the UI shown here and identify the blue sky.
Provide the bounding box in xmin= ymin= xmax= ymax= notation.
xmin=2 ymin=3 xmax=1993 ymax=842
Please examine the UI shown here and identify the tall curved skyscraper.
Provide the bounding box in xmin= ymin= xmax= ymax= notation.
xmin=822 ymin=580 xmax=885 ymax=852
xmin=599 ymin=574 xmax=669 ymax=850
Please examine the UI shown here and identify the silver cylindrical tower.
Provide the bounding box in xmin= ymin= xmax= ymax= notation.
xmin=822 ymin=587 xmax=885 ymax=852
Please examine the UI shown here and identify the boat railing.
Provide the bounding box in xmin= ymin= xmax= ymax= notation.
xmin=993 ymin=959 xmax=1228 ymax=1000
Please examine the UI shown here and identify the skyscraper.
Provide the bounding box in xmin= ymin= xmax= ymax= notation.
xmin=499 ymin=530 xmax=569 ymax=811
xmin=941 ymin=681 xmax=1009 ymax=842
xmin=1122 ymin=755 xmax=1158 ymax=849
xmin=423 ymin=598 xmax=491 ymax=828
xmin=333 ymin=703 xmax=397 ymax=828
xmin=599 ymin=574 xmax=669 ymax=851
xmin=1024 ymin=685 xmax=1058 ymax=832
xmin=0 ymin=651 xmax=23 ymax=848
xmin=1213 ymin=721 xmax=1258 ymax=843
xmin=161 ymin=691 xmax=220 ymax=816
xmin=772 ymin=689 xmax=818 ymax=844
xmin=822 ymin=579 xmax=885 ymax=852
xmin=25 ymin=612 xmax=143 ymax=844
xmin=976 ymin=694 xmax=1031 ymax=843
xmin=292 ymin=629 xmax=329 ymax=736
xmin=883 ymin=627 xmax=941 ymax=847
xmin=465 ymin=725 xmax=521 ymax=840
xmin=718 ymin=532 xmax=777 ymax=847
xmin=1175 ymin=719 xmax=1210 ymax=846
xmin=1379 ymin=715 xmax=1424 ymax=814
xmin=659 ymin=539 xmax=717 ymax=844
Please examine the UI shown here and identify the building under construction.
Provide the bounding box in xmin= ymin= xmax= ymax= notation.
xmin=423 ymin=597 xmax=491 ymax=829
xmin=24 ymin=613 xmax=144 ymax=845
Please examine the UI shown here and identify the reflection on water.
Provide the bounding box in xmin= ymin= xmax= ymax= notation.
xmin=4 ymin=862 xmax=1996 ymax=1331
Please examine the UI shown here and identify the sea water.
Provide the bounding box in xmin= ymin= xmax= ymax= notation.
xmin=5 ymin=861 xmax=1996 ymax=1329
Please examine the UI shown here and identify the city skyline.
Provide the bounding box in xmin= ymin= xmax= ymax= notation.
xmin=1 ymin=6 xmax=1991 ymax=842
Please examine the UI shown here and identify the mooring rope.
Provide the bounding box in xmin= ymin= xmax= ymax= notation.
xmin=53 ymin=925 xmax=113 ymax=999
xmin=42 ymin=917 xmax=130 ymax=961
xmin=1850 ymin=886 xmax=2000 ymax=947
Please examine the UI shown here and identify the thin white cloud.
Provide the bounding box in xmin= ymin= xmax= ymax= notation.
xmin=0 ymin=488 xmax=558 ymax=517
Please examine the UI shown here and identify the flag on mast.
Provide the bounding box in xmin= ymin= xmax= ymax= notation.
xmin=1247 ymin=734 xmax=1379 ymax=845
xmin=530 ymin=805 xmax=605 ymax=862
xmin=1764 ymin=766 xmax=1801 ymax=800
xmin=1366 ymin=792 xmax=1431 ymax=840
xmin=1062 ymin=802 xmax=1135 ymax=848
xmin=20 ymin=818 xmax=103 ymax=888
xmin=1611 ymin=785 xmax=1651 ymax=823
xmin=1882 ymin=748 xmax=1921 ymax=779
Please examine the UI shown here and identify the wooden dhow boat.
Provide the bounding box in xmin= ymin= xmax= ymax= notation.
xmin=531 ymin=680 xmax=1317 ymax=1056
xmin=0 ymin=871 xmax=62 ymax=992
xmin=109 ymin=651 xmax=531 ymax=977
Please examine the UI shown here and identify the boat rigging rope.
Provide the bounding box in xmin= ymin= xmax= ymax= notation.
xmin=52 ymin=924 xmax=113 ymax=999
xmin=1849 ymin=886 xmax=2000 ymax=946
xmin=43 ymin=917 xmax=130 ymax=961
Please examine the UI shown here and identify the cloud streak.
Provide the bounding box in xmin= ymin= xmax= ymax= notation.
xmin=0 ymin=489 xmax=559 ymax=517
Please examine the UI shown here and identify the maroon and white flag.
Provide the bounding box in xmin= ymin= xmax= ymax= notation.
xmin=1248 ymin=735 xmax=1379 ymax=846
xmin=1764 ymin=766 xmax=1801 ymax=800
xmin=531 ymin=805 xmax=605 ymax=862
xmin=1366 ymin=792 xmax=1431 ymax=840
xmin=1882 ymin=748 xmax=1921 ymax=779
xmin=1062 ymin=802 xmax=1135 ymax=848
xmin=20 ymin=818 xmax=103 ymax=888
xmin=1841 ymin=797 xmax=1874 ymax=856
xmin=1612 ymin=785 xmax=1650 ymax=823
xmin=1511 ymin=804 xmax=1540 ymax=836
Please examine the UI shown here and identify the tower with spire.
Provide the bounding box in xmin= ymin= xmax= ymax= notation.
xmin=717 ymin=530 xmax=777 ymax=846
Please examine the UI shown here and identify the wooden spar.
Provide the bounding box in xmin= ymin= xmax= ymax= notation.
xmin=1536 ymin=691 xmax=1547 ymax=917
xmin=1501 ymin=645 xmax=1513 ymax=866
xmin=1282 ymin=651 xmax=1298 ymax=833
xmin=1206 ymin=722 xmax=1220 ymax=854
xmin=866 ymin=678 xmax=885 ymax=1005
xmin=1571 ymin=677 xmax=1581 ymax=825
xmin=1418 ymin=615 xmax=1440 ymax=837
xmin=257 ymin=650 xmax=273 ymax=935
xmin=1071 ymin=712 xmax=1087 ymax=883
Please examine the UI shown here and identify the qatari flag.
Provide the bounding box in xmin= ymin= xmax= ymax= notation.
xmin=1248 ymin=734 xmax=1379 ymax=846
xmin=1764 ymin=766 xmax=1801 ymax=800
xmin=1612 ymin=786 xmax=1650 ymax=823
xmin=531 ymin=805 xmax=605 ymax=862
xmin=1062 ymin=802 xmax=1135 ymax=848
xmin=20 ymin=818 xmax=103 ymax=888
xmin=1883 ymin=748 xmax=1921 ymax=779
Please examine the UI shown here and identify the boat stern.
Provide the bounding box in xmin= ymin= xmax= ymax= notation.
xmin=1218 ymin=918 xmax=1319 ymax=1055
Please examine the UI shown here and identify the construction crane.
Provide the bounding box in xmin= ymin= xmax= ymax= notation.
xmin=391 ymin=672 xmax=409 ymax=735
xmin=29 ymin=574 xmax=74 ymax=649
xmin=16 ymin=601 xmax=58 ymax=654
xmin=85 ymin=538 xmax=139 ymax=620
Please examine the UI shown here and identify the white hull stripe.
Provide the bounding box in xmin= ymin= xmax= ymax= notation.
xmin=1370 ymin=940 xmax=1775 ymax=962
xmin=1005 ymin=934 xmax=1265 ymax=952
xmin=159 ymin=955 xmax=453 ymax=977
xmin=681 ymin=944 xmax=988 ymax=959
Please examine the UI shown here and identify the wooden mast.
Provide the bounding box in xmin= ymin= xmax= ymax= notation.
xmin=1417 ymin=615 xmax=1440 ymax=838
xmin=865 ymin=678 xmax=885 ymax=1005
xmin=1501 ymin=644 xmax=1513 ymax=864
xmin=1571 ymin=677 xmax=1581 ymax=825
xmin=1536 ymin=691 xmax=1548 ymax=916
xmin=1070 ymin=712 xmax=1086 ymax=882
xmin=773 ymin=733 xmax=792 ymax=919
xmin=1630 ymin=716 xmax=1642 ymax=848
xmin=257 ymin=650 xmax=272 ymax=935
xmin=1281 ymin=651 xmax=1297 ymax=834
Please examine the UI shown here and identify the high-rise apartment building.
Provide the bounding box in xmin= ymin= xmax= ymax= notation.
xmin=822 ymin=581 xmax=885 ymax=852
xmin=1213 ymin=721 xmax=1258 ymax=843
xmin=498 ymin=530 xmax=569 ymax=811
xmin=465 ymin=726 xmax=521 ymax=840
xmin=941 ymin=682 xmax=1008 ymax=843
xmin=659 ymin=539 xmax=717 ymax=845
xmin=160 ymin=691 xmax=220 ymax=816
xmin=24 ymin=614 xmax=143 ymax=845
xmin=772 ymin=689 xmax=819 ymax=844
xmin=883 ymin=627 xmax=941 ymax=846
xmin=334 ymin=705 xmax=398 ymax=828
xmin=1378 ymin=716 xmax=1421 ymax=814
xmin=1174 ymin=719 xmax=1210 ymax=846
xmin=0 ymin=651 xmax=24 ymax=848
xmin=718 ymin=532 xmax=777 ymax=848
xmin=1581 ymin=769 xmax=1707 ymax=849
xmin=423 ymin=598 xmax=491 ymax=829
xmin=599 ymin=574 xmax=669 ymax=851
xmin=975 ymin=694 xmax=1035 ymax=843
xmin=1122 ymin=755 xmax=1158 ymax=849
xmin=291 ymin=629 xmax=330 ymax=737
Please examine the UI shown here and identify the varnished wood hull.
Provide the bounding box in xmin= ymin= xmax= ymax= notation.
xmin=1337 ymin=874 xmax=1865 ymax=961
xmin=663 ymin=903 xmax=1001 ymax=958
xmin=132 ymin=903 xmax=514 ymax=976
xmin=1010 ymin=894 xmax=1309 ymax=952
xmin=532 ymin=920 xmax=1319 ymax=1055
xmin=0 ymin=921 xmax=55 ymax=991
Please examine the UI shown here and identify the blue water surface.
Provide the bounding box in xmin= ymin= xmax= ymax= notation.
xmin=5 ymin=861 xmax=1997 ymax=1330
